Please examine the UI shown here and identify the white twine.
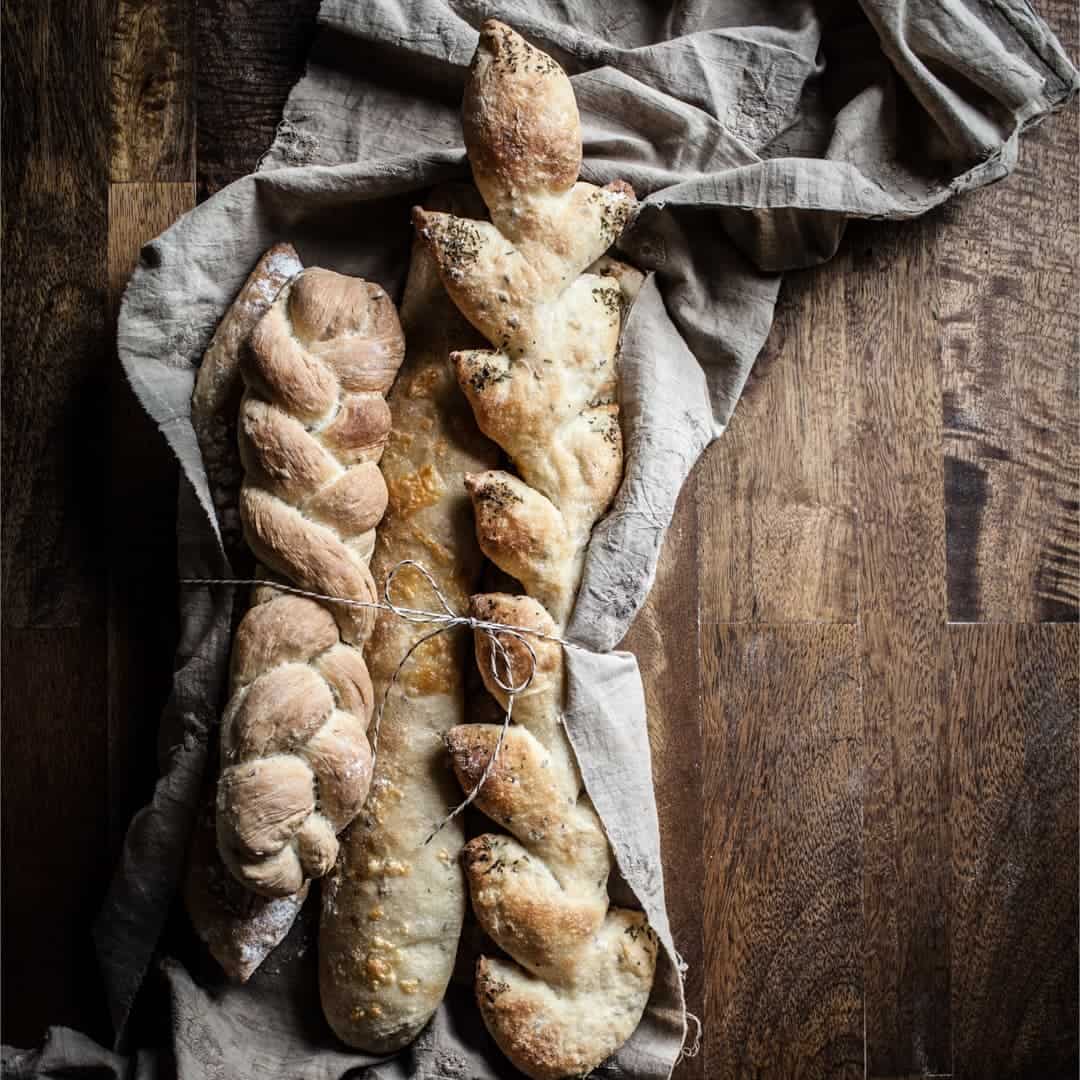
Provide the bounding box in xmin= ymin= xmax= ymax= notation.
xmin=182 ymin=560 xmax=577 ymax=845
xmin=185 ymin=562 xmax=704 ymax=1047
xmin=679 ymin=1011 xmax=703 ymax=1061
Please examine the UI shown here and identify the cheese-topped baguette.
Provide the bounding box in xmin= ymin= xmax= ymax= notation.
xmin=319 ymin=187 xmax=499 ymax=1051
xmin=416 ymin=22 xmax=657 ymax=1079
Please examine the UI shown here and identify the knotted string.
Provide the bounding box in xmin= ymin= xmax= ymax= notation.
xmin=184 ymin=562 xmax=704 ymax=1048
xmin=182 ymin=560 xmax=576 ymax=845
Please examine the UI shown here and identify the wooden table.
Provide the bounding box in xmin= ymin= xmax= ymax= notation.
xmin=3 ymin=2 xmax=1077 ymax=1076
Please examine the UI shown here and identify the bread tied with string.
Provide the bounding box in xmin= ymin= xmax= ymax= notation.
xmin=215 ymin=268 xmax=405 ymax=898
xmin=317 ymin=185 xmax=502 ymax=1053
xmin=415 ymin=21 xmax=658 ymax=1079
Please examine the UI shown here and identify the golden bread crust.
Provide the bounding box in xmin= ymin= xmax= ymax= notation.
xmin=214 ymin=269 xmax=404 ymax=902
xmin=318 ymin=186 xmax=502 ymax=1054
xmin=420 ymin=22 xmax=657 ymax=1079
xmin=191 ymin=243 xmax=303 ymax=558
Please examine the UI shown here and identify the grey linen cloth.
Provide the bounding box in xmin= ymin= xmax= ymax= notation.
xmin=4 ymin=2 xmax=1075 ymax=1079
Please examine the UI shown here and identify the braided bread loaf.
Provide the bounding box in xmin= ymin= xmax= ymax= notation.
xmin=186 ymin=244 xmax=310 ymax=980
xmin=216 ymin=268 xmax=405 ymax=898
xmin=415 ymin=22 xmax=657 ymax=1079
xmin=191 ymin=243 xmax=303 ymax=560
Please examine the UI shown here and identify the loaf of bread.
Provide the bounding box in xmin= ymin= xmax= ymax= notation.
xmin=186 ymin=245 xmax=312 ymax=981
xmin=191 ymin=243 xmax=303 ymax=560
xmin=184 ymin=790 xmax=310 ymax=983
xmin=416 ymin=22 xmax=657 ymax=1079
xmin=215 ymin=269 xmax=405 ymax=898
xmin=319 ymin=186 xmax=500 ymax=1051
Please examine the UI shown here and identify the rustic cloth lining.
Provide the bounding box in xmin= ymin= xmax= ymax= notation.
xmin=3 ymin=2 xmax=1075 ymax=1078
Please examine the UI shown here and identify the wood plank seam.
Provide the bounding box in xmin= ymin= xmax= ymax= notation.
xmin=848 ymin=216 xmax=952 ymax=1078
xmin=109 ymin=0 xmax=195 ymax=183
xmin=3 ymin=0 xmax=115 ymax=1044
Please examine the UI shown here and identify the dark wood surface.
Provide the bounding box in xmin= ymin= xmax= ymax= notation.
xmin=703 ymin=623 xmax=863 ymax=1077
xmin=2 ymin=2 xmax=1077 ymax=1077
xmin=3 ymin=0 xmax=114 ymax=1044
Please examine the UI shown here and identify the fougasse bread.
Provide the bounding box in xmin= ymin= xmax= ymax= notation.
xmin=414 ymin=21 xmax=659 ymax=1079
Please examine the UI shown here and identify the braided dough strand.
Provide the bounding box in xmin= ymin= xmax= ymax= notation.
xmin=185 ymin=245 xmax=311 ymax=981
xmin=216 ymin=269 xmax=405 ymax=898
xmin=416 ymin=22 xmax=657 ymax=1079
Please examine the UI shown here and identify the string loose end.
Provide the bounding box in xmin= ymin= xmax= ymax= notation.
xmin=182 ymin=562 xmax=573 ymax=852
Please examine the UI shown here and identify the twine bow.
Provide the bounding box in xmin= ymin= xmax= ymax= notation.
xmin=182 ymin=560 xmax=576 ymax=844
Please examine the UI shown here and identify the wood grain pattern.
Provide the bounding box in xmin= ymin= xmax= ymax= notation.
xmin=1 ymin=631 xmax=111 ymax=1045
xmin=698 ymin=259 xmax=856 ymax=623
xmin=622 ymin=469 xmax=704 ymax=1079
xmin=847 ymin=219 xmax=951 ymax=1077
xmin=2 ymin=0 xmax=1079 ymax=1072
xmin=939 ymin=95 xmax=1079 ymax=623
xmin=949 ymin=623 xmax=1079 ymax=1079
xmin=106 ymin=182 xmax=193 ymax=856
xmin=195 ymin=0 xmax=320 ymax=198
xmin=110 ymin=0 xmax=194 ymax=181
xmin=702 ymin=623 xmax=863 ymax=1079
xmin=0 ymin=0 xmax=112 ymax=1046
xmin=1 ymin=0 xmax=110 ymax=628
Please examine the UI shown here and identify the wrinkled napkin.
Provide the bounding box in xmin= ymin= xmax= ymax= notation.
xmin=4 ymin=2 xmax=1074 ymax=1078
